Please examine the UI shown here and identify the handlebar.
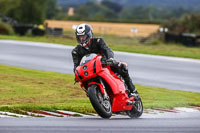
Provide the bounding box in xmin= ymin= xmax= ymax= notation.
xmin=101 ymin=58 xmax=118 ymax=66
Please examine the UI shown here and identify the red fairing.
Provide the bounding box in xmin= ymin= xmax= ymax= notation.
xmin=75 ymin=55 xmax=99 ymax=82
xmin=75 ymin=54 xmax=134 ymax=112
xmin=88 ymin=82 xmax=105 ymax=95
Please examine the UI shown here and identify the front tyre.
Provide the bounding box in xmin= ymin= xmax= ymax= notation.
xmin=126 ymin=96 xmax=143 ymax=118
xmin=88 ymin=85 xmax=112 ymax=118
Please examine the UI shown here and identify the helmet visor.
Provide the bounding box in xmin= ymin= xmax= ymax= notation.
xmin=78 ymin=35 xmax=87 ymax=42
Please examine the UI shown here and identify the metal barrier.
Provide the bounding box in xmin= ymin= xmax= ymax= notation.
xmin=13 ymin=24 xmax=33 ymax=35
xmin=46 ymin=28 xmax=63 ymax=36
xmin=164 ymin=33 xmax=200 ymax=47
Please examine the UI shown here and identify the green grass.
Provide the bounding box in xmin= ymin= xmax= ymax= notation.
xmin=0 ymin=33 xmax=200 ymax=59
xmin=0 ymin=34 xmax=76 ymax=46
xmin=0 ymin=64 xmax=200 ymax=114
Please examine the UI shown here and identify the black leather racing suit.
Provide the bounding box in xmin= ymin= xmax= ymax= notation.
xmin=72 ymin=38 xmax=113 ymax=71
xmin=71 ymin=37 xmax=135 ymax=93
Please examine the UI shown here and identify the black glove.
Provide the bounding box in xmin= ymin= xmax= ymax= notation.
xmin=101 ymin=57 xmax=107 ymax=64
xmin=106 ymin=58 xmax=118 ymax=66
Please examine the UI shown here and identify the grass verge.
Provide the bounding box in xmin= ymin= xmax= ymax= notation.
xmin=0 ymin=34 xmax=76 ymax=46
xmin=0 ymin=64 xmax=200 ymax=114
xmin=0 ymin=34 xmax=200 ymax=59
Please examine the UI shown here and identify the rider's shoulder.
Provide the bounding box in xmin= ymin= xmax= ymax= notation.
xmin=72 ymin=44 xmax=81 ymax=54
xmin=73 ymin=44 xmax=82 ymax=50
xmin=93 ymin=37 xmax=104 ymax=43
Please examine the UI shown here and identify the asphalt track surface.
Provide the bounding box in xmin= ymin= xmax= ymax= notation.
xmin=0 ymin=112 xmax=200 ymax=133
xmin=0 ymin=40 xmax=200 ymax=92
xmin=0 ymin=40 xmax=200 ymax=133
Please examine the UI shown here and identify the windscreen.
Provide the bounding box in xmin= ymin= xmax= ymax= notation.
xmin=80 ymin=53 xmax=97 ymax=66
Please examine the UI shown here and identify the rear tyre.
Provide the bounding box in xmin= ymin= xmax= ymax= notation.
xmin=126 ymin=95 xmax=143 ymax=118
xmin=88 ymin=85 xmax=112 ymax=118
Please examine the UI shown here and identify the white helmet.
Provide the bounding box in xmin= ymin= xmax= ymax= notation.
xmin=75 ymin=24 xmax=93 ymax=47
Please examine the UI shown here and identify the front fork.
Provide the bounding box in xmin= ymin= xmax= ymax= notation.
xmin=86 ymin=78 xmax=109 ymax=100
xmin=99 ymin=78 xmax=109 ymax=100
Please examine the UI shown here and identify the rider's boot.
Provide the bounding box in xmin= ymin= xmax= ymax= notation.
xmin=118 ymin=62 xmax=140 ymax=100
xmin=125 ymin=77 xmax=140 ymax=100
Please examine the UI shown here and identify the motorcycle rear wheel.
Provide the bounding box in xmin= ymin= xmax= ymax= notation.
xmin=126 ymin=96 xmax=143 ymax=118
xmin=88 ymin=84 xmax=112 ymax=118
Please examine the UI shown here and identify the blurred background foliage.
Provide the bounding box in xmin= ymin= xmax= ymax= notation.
xmin=0 ymin=0 xmax=200 ymax=34
xmin=0 ymin=20 xmax=14 ymax=35
xmin=0 ymin=0 xmax=57 ymax=24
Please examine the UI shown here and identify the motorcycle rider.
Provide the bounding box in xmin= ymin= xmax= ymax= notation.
xmin=71 ymin=24 xmax=139 ymax=98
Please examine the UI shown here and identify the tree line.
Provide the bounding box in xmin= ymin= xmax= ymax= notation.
xmin=0 ymin=0 xmax=199 ymax=34
xmin=58 ymin=0 xmax=199 ymax=24
xmin=162 ymin=14 xmax=200 ymax=34
xmin=0 ymin=0 xmax=57 ymax=24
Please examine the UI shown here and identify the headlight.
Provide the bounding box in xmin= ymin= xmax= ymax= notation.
xmin=83 ymin=66 xmax=87 ymax=70
xmin=84 ymin=72 xmax=88 ymax=76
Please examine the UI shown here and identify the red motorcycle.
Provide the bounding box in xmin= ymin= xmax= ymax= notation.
xmin=75 ymin=53 xmax=143 ymax=118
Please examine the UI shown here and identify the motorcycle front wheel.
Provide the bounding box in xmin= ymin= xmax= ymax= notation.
xmin=88 ymin=84 xmax=112 ymax=118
